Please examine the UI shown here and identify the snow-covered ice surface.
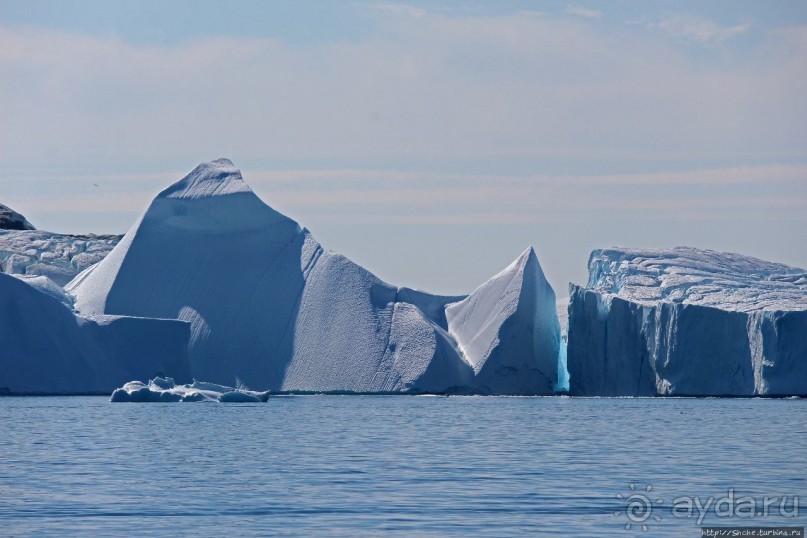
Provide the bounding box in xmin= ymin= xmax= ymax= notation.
xmin=0 ymin=273 xmax=190 ymax=394
xmin=69 ymin=158 xmax=563 ymax=395
xmin=12 ymin=274 xmax=75 ymax=309
xmin=0 ymin=230 xmax=120 ymax=286
xmin=587 ymin=247 xmax=807 ymax=312
xmin=0 ymin=203 xmax=35 ymax=231
xmin=567 ymin=247 xmax=807 ymax=396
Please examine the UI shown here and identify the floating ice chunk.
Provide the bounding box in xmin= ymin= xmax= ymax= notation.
xmin=190 ymin=380 xmax=236 ymax=393
xmin=111 ymin=377 xmax=266 ymax=402
xmin=150 ymin=376 xmax=176 ymax=390
xmin=218 ymin=391 xmax=263 ymax=403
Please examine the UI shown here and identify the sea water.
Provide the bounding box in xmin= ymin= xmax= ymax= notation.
xmin=1 ymin=396 xmax=804 ymax=536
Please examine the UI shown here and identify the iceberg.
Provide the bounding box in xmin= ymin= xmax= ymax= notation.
xmin=0 ymin=203 xmax=35 ymax=231
xmin=567 ymin=247 xmax=807 ymax=396
xmin=446 ymin=248 xmax=561 ymax=395
xmin=109 ymin=378 xmax=268 ymax=402
xmin=71 ymin=159 xmax=563 ymax=395
xmin=0 ymin=273 xmax=190 ymax=395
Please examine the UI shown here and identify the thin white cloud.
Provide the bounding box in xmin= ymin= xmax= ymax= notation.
xmin=362 ymin=2 xmax=427 ymax=18
xmin=244 ymin=163 xmax=807 ymax=187
xmin=565 ymin=6 xmax=601 ymax=19
xmin=650 ymin=14 xmax=751 ymax=42
xmin=519 ymin=10 xmax=547 ymax=18
xmin=6 ymin=162 xmax=805 ymax=188
xmin=8 ymin=163 xmax=805 ymax=225
xmin=302 ymin=213 xmax=560 ymax=225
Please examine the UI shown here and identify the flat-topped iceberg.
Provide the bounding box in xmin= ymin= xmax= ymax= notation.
xmin=71 ymin=159 xmax=563 ymax=395
xmin=0 ymin=273 xmax=190 ymax=394
xmin=567 ymin=247 xmax=807 ymax=396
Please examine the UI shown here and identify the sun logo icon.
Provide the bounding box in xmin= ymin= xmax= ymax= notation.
xmin=614 ymin=483 xmax=664 ymax=532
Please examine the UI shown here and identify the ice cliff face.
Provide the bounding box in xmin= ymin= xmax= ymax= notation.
xmin=0 ymin=273 xmax=190 ymax=394
xmin=70 ymin=159 xmax=562 ymax=394
xmin=567 ymin=247 xmax=807 ymax=396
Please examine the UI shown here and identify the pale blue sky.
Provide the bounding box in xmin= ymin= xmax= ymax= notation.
xmin=1 ymin=1 xmax=805 ymax=295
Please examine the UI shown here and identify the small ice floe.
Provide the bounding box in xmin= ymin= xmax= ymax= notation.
xmin=110 ymin=377 xmax=270 ymax=403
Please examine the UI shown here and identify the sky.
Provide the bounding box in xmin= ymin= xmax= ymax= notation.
xmin=1 ymin=0 xmax=805 ymax=296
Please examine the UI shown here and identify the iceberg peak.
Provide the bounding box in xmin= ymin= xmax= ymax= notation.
xmin=0 ymin=202 xmax=35 ymax=230
xmin=517 ymin=245 xmax=536 ymax=261
xmin=518 ymin=245 xmax=539 ymax=268
xmin=505 ymin=246 xmax=548 ymax=286
xmin=157 ymin=158 xmax=251 ymax=200
xmin=445 ymin=246 xmax=561 ymax=394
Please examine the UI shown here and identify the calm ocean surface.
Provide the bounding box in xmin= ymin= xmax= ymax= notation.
xmin=1 ymin=396 xmax=805 ymax=537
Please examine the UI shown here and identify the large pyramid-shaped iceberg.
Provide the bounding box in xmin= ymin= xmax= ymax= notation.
xmin=69 ymin=159 xmax=563 ymax=394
